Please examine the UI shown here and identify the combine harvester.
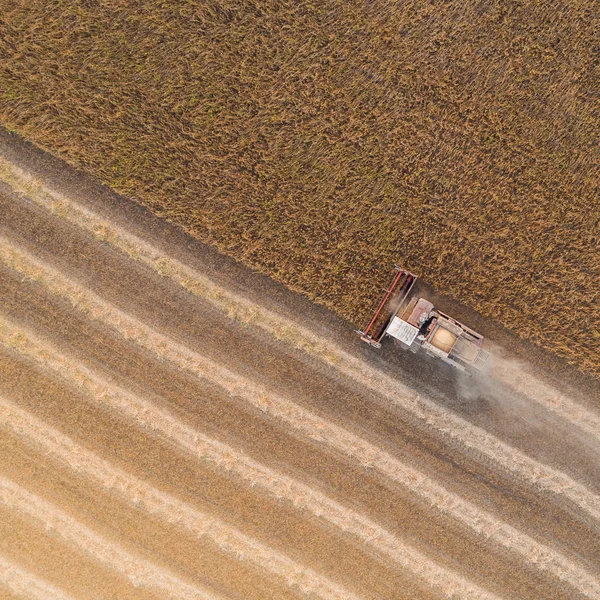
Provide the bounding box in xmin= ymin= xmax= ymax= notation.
xmin=358 ymin=266 xmax=490 ymax=374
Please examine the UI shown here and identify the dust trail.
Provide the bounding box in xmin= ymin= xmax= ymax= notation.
xmin=1 ymin=315 xmax=599 ymax=597
xmin=0 ymin=348 xmax=501 ymax=600
xmin=0 ymin=555 xmax=76 ymax=600
xmin=486 ymin=349 xmax=600 ymax=441
xmin=0 ymin=160 xmax=598 ymax=492
xmin=1 ymin=234 xmax=600 ymax=525
xmin=0 ymin=477 xmax=225 ymax=600
xmin=0 ymin=397 xmax=359 ymax=600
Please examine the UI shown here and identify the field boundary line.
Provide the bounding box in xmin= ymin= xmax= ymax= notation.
xmin=1 ymin=158 xmax=599 ymax=476
xmin=0 ymin=248 xmax=599 ymax=598
xmin=0 ymin=394 xmax=498 ymax=600
xmin=0 ymin=476 xmax=226 ymax=600
xmin=0 ymin=555 xmax=76 ymax=600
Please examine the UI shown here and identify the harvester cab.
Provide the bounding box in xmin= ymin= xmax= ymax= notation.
xmin=357 ymin=266 xmax=490 ymax=374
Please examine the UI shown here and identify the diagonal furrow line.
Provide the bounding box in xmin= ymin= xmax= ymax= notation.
xmin=1 ymin=158 xmax=599 ymax=493
xmin=0 ymin=477 xmax=225 ymax=600
xmin=0 ymin=397 xmax=361 ymax=600
xmin=0 ymin=555 xmax=76 ymax=600
xmin=0 ymin=334 xmax=498 ymax=600
xmin=0 ymin=249 xmax=599 ymax=598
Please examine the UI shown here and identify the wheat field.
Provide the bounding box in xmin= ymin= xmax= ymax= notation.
xmin=1 ymin=0 xmax=599 ymax=377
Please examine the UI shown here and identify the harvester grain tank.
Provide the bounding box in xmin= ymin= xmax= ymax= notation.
xmin=358 ymin=266 xmax=490 ymax=373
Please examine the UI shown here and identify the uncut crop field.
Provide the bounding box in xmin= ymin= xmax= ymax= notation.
xmin=1 ymin=0 xmax=599 ymax=377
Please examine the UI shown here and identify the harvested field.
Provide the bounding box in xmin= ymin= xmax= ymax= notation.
xmin=1 ymin=130 xmax=600 ymax=599
xmin=1 ymin=0 xmax=599 ymax=377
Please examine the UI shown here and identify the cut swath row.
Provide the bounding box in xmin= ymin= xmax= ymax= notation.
xmin=0 ymin=555 xmax=76 ymax=600
xmin=486 ymin=351 xmax=600 ymax=440
xmin=0 ymin=323 xmax=501 ymax=600
xmin=1 ymin=157 xmax=598 ymax=480
xmin=0 ymin=246 xmax=599 ymax=598
xmin=0 ymin=476 xmax=226 ymax=600
xmin=0 ymin=395 xmax=361 ymax=600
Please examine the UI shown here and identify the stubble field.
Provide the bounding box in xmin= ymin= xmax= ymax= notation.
xmin=1 ymin=0 xmax=599 ymax=378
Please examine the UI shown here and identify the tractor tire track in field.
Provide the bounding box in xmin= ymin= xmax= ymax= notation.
xmin=0 ymin=143 xmax=599 ymax=599
xmin=0 ymin=555 xmax=76 ymax=600
xmin=1 ymin=156 xmax=598 ymax=447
